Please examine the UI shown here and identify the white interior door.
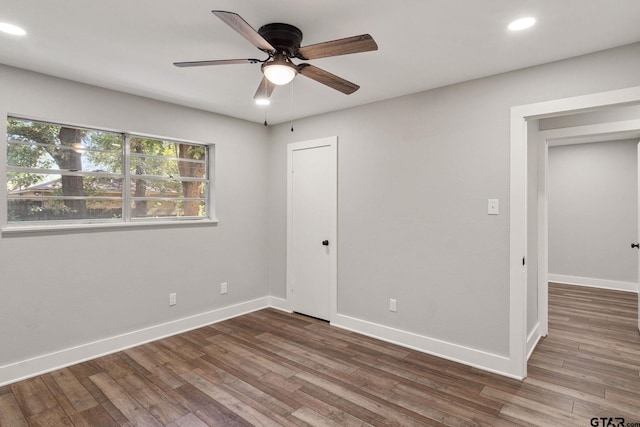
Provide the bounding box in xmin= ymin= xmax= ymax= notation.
xmin=637 ymin=141 xmax=640 ymax=332
xmin=287 ymin=137 xmax=337 ymax=321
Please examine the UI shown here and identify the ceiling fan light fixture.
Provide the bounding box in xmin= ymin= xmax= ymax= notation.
xmin=262 ymin=55 xmax=298 ymax=85
xmin=255 ymin=98 xmax=271 ymax=106
xmin=263 ymin=63 xmax=297 ymax=85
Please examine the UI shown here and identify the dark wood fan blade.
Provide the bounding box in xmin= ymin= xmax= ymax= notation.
xmin=296 ymin=34 xmax=378 ymax=60
xmin=212 ymin=10 xmax=275 ymax=52
xmin=254 ymin=76 xmax=276 ymax=99
xmin=173 ymin=59 xmax=261 ymax=67
xmin=298 ymin=64 xmax=359 ymax=95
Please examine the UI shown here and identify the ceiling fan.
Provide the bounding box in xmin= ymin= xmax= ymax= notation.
xmin=173 ymin=11 xmax=378 ymax=102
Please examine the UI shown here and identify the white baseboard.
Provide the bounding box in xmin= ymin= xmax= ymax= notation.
xmin=526 ymin=322 xmax=542 ymax=360
xmin=331 ymin=314 xmax=522 ymax=380
xmin=0 ymin=297 xmax=271 ymax=387
xmin=268 ymin=296 xmax=291 ymax=313
xmin=2 ymin=296 xmax=526 ymax=386
xmin=548 ymin=274 xmax=638 ymax=293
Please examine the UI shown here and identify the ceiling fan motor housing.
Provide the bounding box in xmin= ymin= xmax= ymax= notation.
xmin=258 ymin=23 xmax=303 ymax=56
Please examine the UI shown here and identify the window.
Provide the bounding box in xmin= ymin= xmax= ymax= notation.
xmin=6 ymin=117 xmax=210 ymax=227
xmin=129 ymin=136 xmax=208 ymax=219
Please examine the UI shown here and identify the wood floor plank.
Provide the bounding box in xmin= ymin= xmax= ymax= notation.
xmin=286 ymin=389 xmax=375 ymax=427
xmin=169 ymin=383 xmax=252 ymax=427
xmin=10 ymin=377 xmax=60 ymax=418
xmin=115 ymin=373 xmax=189 ymax=424
xmin=480 ymin=386 xmax=591 ymax=426
xmin=3 ymin=283 xmax=639 ymax=426
xmin=165 ymin=412 xmax=210 ymax=427
xmin=25 ymin=406 xmax=74 ymax=427
xmin=69 ymin=404 xmax=119 ymax=427
xmin=523 ymin=376 xmax=636 ymax=415
xmin=290 ymin=406 xmax=344 ymax=427
xmin=362 ymin=381 xmax=506 ymax=427
xmin=0 ymin=392 xmax=29 ymax=427
xmin=39 ymin=374 xmax=78 ymax=419
xmin=293 ymin=370 xmax=435 ymax=426
xmin=48 ymin=368 xmax=99 ymax=414
xmin=89 ymin=372 xmax=162 ymax=427
xmin=181 ymin=370 xmax=298 ymax=427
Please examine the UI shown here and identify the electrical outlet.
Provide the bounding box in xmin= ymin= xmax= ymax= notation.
xmin=389 ymin=298 xmax=397 ymax=312
xmin=169 ymin=293 xmax=177 ymax=306
xmin=221 ymin=282 xmax=228 ymax=295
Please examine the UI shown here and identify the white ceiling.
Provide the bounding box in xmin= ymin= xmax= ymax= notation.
xmin=2 ymin=1 xmax=640 ymax=125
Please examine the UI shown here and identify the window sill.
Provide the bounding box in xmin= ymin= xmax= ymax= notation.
xmin=1 ymin=218 xmax=219 ymax=235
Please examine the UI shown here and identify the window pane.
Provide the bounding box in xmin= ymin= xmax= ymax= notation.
xmin=130 ymin=136 xmax=206 ymax=179
xmin=6 ymin=118 xmax=125 ymax=224
xmin=8 ymin=174 xmax=124 ymax=221
xmin=131 ymin=199 xmax=206 ymax=219
xmin=7 ymin=118 xmax=123 ymax=175
xmin=129 ymin=137 xmax=207 ymax=219
xmin=131 ymin=178 xmax=207 ymax=218
xmin=8 ymin=198 xmax=123 ymax=222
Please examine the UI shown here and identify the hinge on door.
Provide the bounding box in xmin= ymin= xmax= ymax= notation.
xmin=522 ymin=257 xmax=526 ymax=266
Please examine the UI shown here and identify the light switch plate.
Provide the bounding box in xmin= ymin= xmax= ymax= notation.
xmin=488 ymin=199 xmax=499 ymax=215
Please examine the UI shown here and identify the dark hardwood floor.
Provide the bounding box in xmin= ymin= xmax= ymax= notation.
xmin=1 ymin=283 xmax=639 ymax=426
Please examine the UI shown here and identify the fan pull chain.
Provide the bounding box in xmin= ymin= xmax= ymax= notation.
xmin=264 ymin=104 xmax=268 ymax=126
xmin=290 ymin=80 xmax=295 ymax=132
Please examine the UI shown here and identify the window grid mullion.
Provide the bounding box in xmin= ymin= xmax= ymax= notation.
xmin=131 ymin=174 xmax=208 ymax=183
xmin=7 ymin=139 xmax=122 ymax=156
xmin=7 ymin=166 xmax=123 ymax=179
xmin=130 ymin=152 xmax=206 ymax=164
xmin=132 ymin=197 xmax=206 ymax=202
xmin=123 ymin=134 xmax=132 ymax=222
xmin=9 ymin=195 xmax=122 ymax=201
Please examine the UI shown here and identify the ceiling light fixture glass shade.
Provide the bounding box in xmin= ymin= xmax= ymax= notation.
xmin=255 ymin=98 xmax=271 ymax=106
xmin=0 ymin=22 xmax=26 ymax=36
xmin=262 ymin=54 xmax=298 ymax=85
xmin=508 ymin=17 xmax=536 ymax=31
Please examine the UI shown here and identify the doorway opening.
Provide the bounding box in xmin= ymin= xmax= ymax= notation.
xmin=535 ymin=120 xmax=640 ymax=344
xmin=510 ymin=85 xmax=640 ymax=379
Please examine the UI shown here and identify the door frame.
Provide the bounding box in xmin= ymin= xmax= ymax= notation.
xmin=510 ymin=85 xmax=640 ymax=379
xmin=286 ymin=136 xmax=338 ymax=323
xmin=537 ymin=120 xmax=640 ymax=338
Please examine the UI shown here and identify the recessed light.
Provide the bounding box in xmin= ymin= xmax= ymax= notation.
xmin=0 ymin=22 xmax=26 ymax=36
xmin=508 ymin=17 xmax=536 ymax=31
xmin=255 ymin=98 xmax=271 ymax=106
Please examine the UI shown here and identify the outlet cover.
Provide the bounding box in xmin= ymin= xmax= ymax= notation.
xmin=169 ymin=293 xmax=177 ymax=306
xmin=221 ymin=282 xmax=228 ymax=295
xmin=389 ymin=298 xmax=397 ymax=312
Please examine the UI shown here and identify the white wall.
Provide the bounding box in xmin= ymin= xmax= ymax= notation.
xmin=267 ymin=43 xmax=640 ymax=369
xmin=0 ymin=65 xmax=270 ymax=383
xmin=548 ymin=139 xmax=638 ymax=288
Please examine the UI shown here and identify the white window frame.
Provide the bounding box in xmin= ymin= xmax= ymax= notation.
xmin=3 ymin=117 xmax=217 ymax=234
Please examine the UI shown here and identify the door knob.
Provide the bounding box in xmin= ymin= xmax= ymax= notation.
xmin=322 ymin=240 xmax=329 ymax=246
xmin=632 ymin=243 xmax=639 ymax=249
